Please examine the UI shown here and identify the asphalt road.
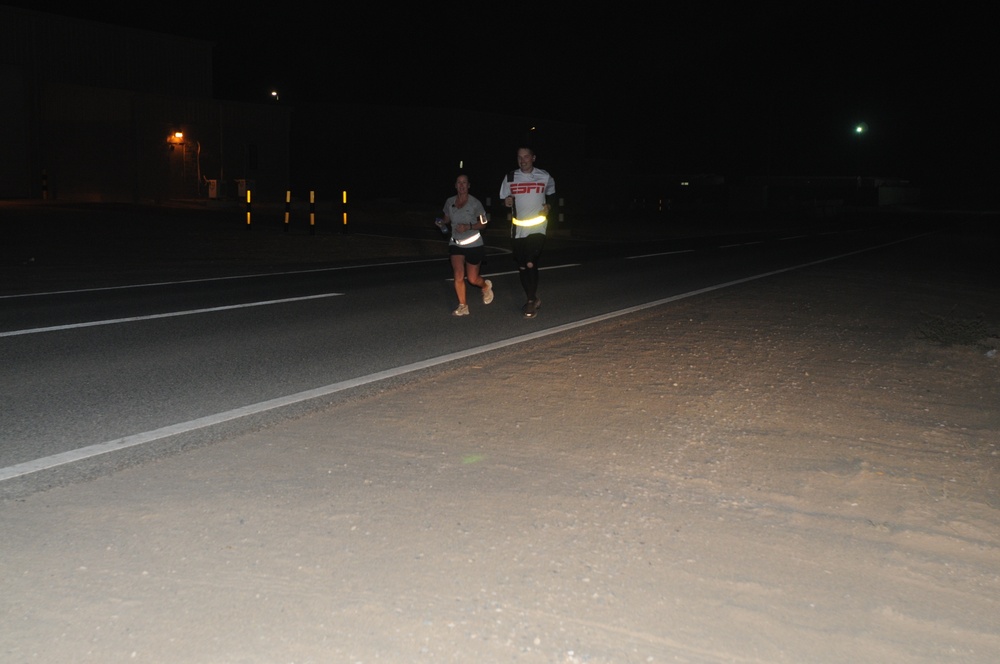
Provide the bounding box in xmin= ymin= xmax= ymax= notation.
xmin=0 ymin=201 xmax=944 ymax=498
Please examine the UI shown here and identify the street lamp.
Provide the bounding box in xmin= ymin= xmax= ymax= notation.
xmin=853 ymin=121 xmax=869 ymax=203
xmin=853 ymin=121 xmax=868 ymax=177
xmin=271 ymin=90 xmax=279 ymax=101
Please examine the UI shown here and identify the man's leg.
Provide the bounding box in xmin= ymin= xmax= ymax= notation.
xmin=520 ymin=234 xmax=545 ymax=317
xmin=512 ymin=237 xmax=530 ymax=300
xmin=524 ymin=233 xmax=545 ymax=299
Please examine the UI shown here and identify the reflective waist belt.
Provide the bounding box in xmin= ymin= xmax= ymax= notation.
xmin=512 ymin=215 xmax=546 ymax=227
xmin=456 ymin=232 xmax=481 ymax=245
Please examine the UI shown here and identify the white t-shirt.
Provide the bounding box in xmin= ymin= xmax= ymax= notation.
xmin=499 ymin=167 xmax=556 ymax=238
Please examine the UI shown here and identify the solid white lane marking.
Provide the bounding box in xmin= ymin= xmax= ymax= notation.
xmin=0 ymin=262 xmax=436 ymax=300
xmin=452 ymin=263 xmax=580 ymax=280
xmin=627 ymin=249 xmax=695 ymax=259
xmin=1 ymin=241 xmax=510 ymax=301
xmin=0 ymin=293 xmax=343 ymax=338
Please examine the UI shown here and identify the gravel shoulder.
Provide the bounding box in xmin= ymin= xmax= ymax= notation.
xmin=1 ymin=205 xmax=999 ymax=662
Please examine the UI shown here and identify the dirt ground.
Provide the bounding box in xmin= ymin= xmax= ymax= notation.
xmin=1 ymin=210 xmax=999 ymax=662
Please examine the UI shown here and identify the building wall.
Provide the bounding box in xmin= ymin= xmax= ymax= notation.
xmin=0 ymin=5 xmax=289 ymax=202
xmin=1 ymin=5 xmax=585 ymax=210
xmin=0 ymin=63 xmax=32 ymax=197
xmin=0 ymin=5 xmax=213 ymax=98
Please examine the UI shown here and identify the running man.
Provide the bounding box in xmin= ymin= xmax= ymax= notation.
xmin=500 ymin=146 xmax=555 ymax=319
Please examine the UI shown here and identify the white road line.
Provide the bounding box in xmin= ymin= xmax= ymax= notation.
xmin=0 ymin=256 xmax=447 ymax=300
xmin=2 ymin=248 xmax=514 ymax=300
xmin=1 ymin=234 xmax=926 ymax=484
xmin=627 ymin=249 xmax=695 ymax=259
xmin=0 ymin=293 xmax=343 ymax=338
xmin=453 ymin=263 xmax=580 ymax=280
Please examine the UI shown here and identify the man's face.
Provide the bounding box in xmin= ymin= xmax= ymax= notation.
xmin=517 ymin=150 xmax=535 ymax=172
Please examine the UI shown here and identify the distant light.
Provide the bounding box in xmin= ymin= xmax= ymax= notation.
xmin=271 ymin=91 xmax=279 ymax=101
xmin=174 ymin=132 xmax=183 ymax=139
xmin=855 ymin=122 xmax=868 ymax=134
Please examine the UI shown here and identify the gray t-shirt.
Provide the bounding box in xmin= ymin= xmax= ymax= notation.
xmin=443 ymin=194 xmax=487 ymax=247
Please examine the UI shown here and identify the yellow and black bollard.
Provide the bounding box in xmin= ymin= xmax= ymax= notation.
xmin=283 ymin=190 xmax=291 ymax=232
xmin=309 ymin=191 xmax=316 ymax=235
xmin=245 ymin=189 xmax=252 ymax=230
xmin=341 ymin=189 xmax=349 ymax=234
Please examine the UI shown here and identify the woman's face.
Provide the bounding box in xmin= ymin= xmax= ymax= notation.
xmin=455 ymin=176 xmax=470 ymax=193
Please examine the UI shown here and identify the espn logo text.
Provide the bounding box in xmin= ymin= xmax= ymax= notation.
xmin=510 ymin=182 xmax=546 ymax=195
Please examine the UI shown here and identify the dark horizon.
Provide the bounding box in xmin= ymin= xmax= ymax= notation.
xmin=3 ymin=2 xmax=997 ymax=205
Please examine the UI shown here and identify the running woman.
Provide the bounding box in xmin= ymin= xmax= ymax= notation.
xmin=438 ymin=172 xmax=494 ymax=316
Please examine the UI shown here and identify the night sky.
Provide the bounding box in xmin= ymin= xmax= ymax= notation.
xmin=9 ymin=2 xmax=999 ymax=201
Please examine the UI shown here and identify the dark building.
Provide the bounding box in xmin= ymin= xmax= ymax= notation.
xmin=0 ymin=4 xmax=290 ymax=202
xmin=0 ymin=5 xmax=592 ymax=217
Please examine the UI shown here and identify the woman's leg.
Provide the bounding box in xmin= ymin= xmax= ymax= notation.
xmin=464 ymin=247 xmax=492 ymax=304
xmin=465 ymin=262 xmax=483 ymax=288
xmin=451 ymin=254 xmax=467 ymax=304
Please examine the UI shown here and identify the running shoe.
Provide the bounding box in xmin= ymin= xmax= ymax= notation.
xmin=523 ymin=297 xmax=541 ymax=318
xmin=452 ymin=303 xmax=470 ymax=317
xmin=482 ymin=279 xmax=494 ymax=305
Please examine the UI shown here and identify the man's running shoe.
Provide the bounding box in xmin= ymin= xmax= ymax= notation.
xmin=482 ymin=279 xmax=494 ymax=305
xmin=452 ymin=303 xmax=469 ymax=317
xmin=523 ymin=297 xmax=541 ymax=319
